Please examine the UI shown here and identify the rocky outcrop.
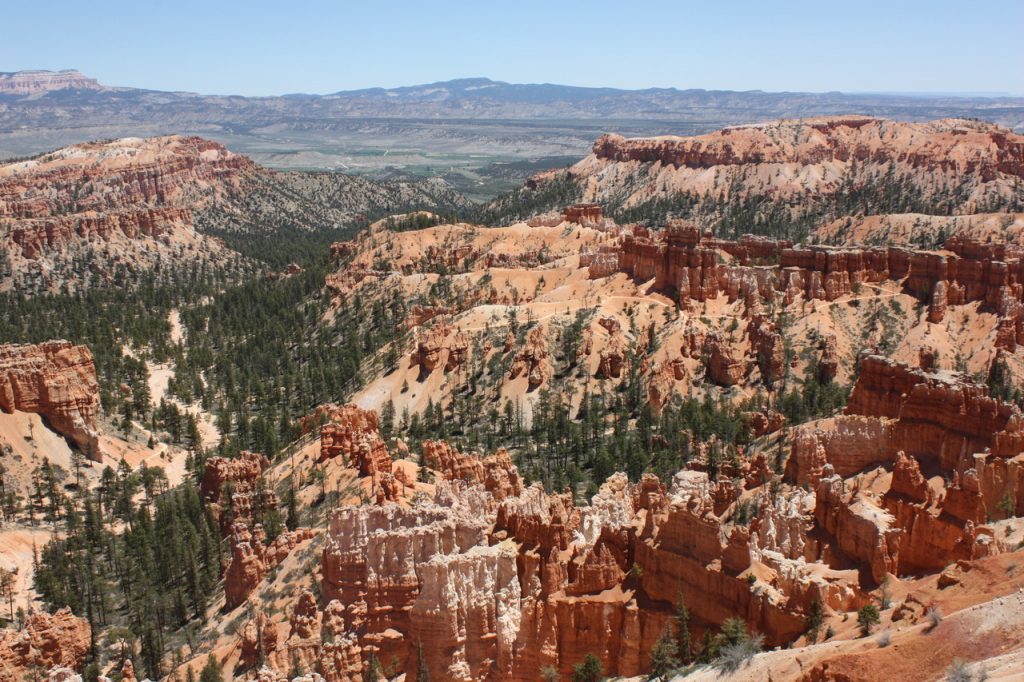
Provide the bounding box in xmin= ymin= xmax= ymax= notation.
xmin=321 ymin=502 xmax=490 ymax=669
xmin=791 ymin=354 xmax=1024 ymax=517
xmin=200 ymin=451 xmax=276 ymax=533
xmin=918 ymin=345 xmax=938 ymax=372
xmin=748 ymin=315 xmax=785 ymax=383
xmin=46 ymin=667 xmax=81 ymax=682
xmin=786 ymin=416 xmax=895 ymax=486
xmin=703 ymin=333 xmax=744 ymax=386
xmin=846 ymin=354 xmax=1024 ymax=470
xmin=580 ymin=246 xmax=620 ymax=279
xmin=313 ymin=460 xmax=827 ymax=681
xmin=277 ymin=590 xmax=322 ymax=674
xmin=975 ymin=451 xmax=1024 ymax=519
xmin=635 ymin=471 xmax=809 ymax=648
xmin=648 ymin=359 xmax=686 ymax=413
xmin=224 ymin=523 xmax=270 ymax=611
xmin=118 ymin=659 xmax=137 ymax=682
xmin=617 ymin=224 xmax=786 ymax=304
xmin=228 ymin=353 xmax=1024 ymax=680
xmin=238 ymin=610 xmax=279 ymax=672
xmin=0 ymin=608 xmax=90 ymax=682
xmin=508 ymin=327 xmax=550 ymax=388
xmin=239 ymin=592 xmax=369 ymax=680
xmin=592 ymin=118 xmax=1024 ymax=182
xmin=888 ymin=451 xmax=929 ymax=503
xmin=411 ymin=323 xmax=470 ymax=374
xmin=421 ymin=442 xmax=523 ymax=500
xmin=0 ymin=341 xmax=102 ymax=461
xmin=329 ymin=241 xmax=355 ymax=260
xmin=817 ymin=334 xmax=839 ymax=383
xmin=883 ymin=460 xmax=997 ymax=574
xmin=597 ymin=328 xmax=628 ymax=379
xmin=813 ymin=466 xmax=901 ymax=584
xmin=562 ymin=203 xmax=602 ymax=225
xmin=608 ymin=219 xmax=1024 ymax=327
xmin=786 ymin=354 xmax=1021 ymax=580
xmin=409 ymin=543 xmax=521 ymax=681
xmin=224 ymin=523 xmax=318 ymax=611
xmin=928 ymin=279 xmax=949 ymax=323
xmin=0 ymin=137 xmax=252 ymax=224
xmin=201 ymin=450 xmax=270 ymax=503
xmin=743 ymin=410 xmax=786 ymax=438
xmin=319 ymin=405 xmax=393 ymax=476
xmin=407 ymin=304 xmax=452 ymax=328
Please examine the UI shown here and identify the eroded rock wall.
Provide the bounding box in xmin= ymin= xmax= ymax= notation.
xmin=0 ymin=341 xmax=102 ymax=461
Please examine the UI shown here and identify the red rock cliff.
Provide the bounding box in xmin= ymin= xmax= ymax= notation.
xmin=0 ymin=135 xmax=252 ymax=290
xmin=0 ymin=341 xmax=102 ymax=461
xmin=592 ymin=118 xmax=1024 ymax=179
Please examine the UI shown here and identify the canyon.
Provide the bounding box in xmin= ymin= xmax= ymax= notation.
xmin=0 ymin=135 xmax=467 ymax=292
xmin=207 ymin=348 xmax=1024 ymax=680
xmin=3 ymin=115 xmax=1024 ymax=682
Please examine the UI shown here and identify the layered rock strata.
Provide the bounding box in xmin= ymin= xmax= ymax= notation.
xmin=605 ymin=222 xmax=1024 ymax=336
xmin=0 ymin=341 xmax=102 ymax=461
xmin=314 ymin=447 xmax=825 ymax=680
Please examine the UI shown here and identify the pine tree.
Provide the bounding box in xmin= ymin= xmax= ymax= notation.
xmin=675 ymin=591 xmax=693 ymax=663
xmin=805 ymin=599 xmax=824 ymax=643
xmin=367 ymin=652 xmax=384 ymax=681
xmin=649 ymin=623 xmax=681 ymax=678
xmin=0 ymin=567 xmax=15 ymax=621
xmin=416 ymin=640 xmax=430 ymax=681
xmin=285 ymin=484 xmax=300 ymax=531
xmin=857 ymin=604 xmax=880 ymax=637
xmin=698 ymin=630 xmax=716 ymax=663
xmin=199 ymin=654 xmax=222 ymax=682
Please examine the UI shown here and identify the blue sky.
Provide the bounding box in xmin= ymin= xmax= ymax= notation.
xmin=3 ymin=0 xmax=1021 ymax=96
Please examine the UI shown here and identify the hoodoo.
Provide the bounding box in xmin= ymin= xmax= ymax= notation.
xmin=5 ymin=102 xmax=1024 ymax=682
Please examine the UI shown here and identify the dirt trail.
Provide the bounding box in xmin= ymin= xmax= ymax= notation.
xmin=0 ymin=526 xmax=53 ymax=612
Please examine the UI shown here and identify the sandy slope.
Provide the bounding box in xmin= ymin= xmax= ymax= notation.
xmin=0 ymin=526 xmax=52 ymax=613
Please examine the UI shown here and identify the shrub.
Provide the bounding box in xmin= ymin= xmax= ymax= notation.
xmin=540 ymin=666 xmax=560 ymax=682
xmin=716 ymin=633 xmax=764 ymax=674
xmin=876 ymin=631 xmax=892 ymax=647
xmin=572 ymin=654 xmax=605 ymax=682
xmin=857 ymin=604 xmax=880 ymax=637
xmin=926 ymin=606 xmax=943 ymax=631
xmin=712 ymin=617 xmax=764 ymax=674
xmin=946 ymin=659 xmax=970 ymax=679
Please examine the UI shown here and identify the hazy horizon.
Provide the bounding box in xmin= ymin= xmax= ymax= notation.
xmin=6 ymin=69 xmax=1022 ymax=99
xmin=3 ymin=0 xmax=1021 ymax=97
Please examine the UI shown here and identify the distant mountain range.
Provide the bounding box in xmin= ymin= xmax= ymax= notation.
xmin=2 ymin=69 xmax=1023 ymax=195
xmin=4 ymin=70 xmax=1022 ymax=121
